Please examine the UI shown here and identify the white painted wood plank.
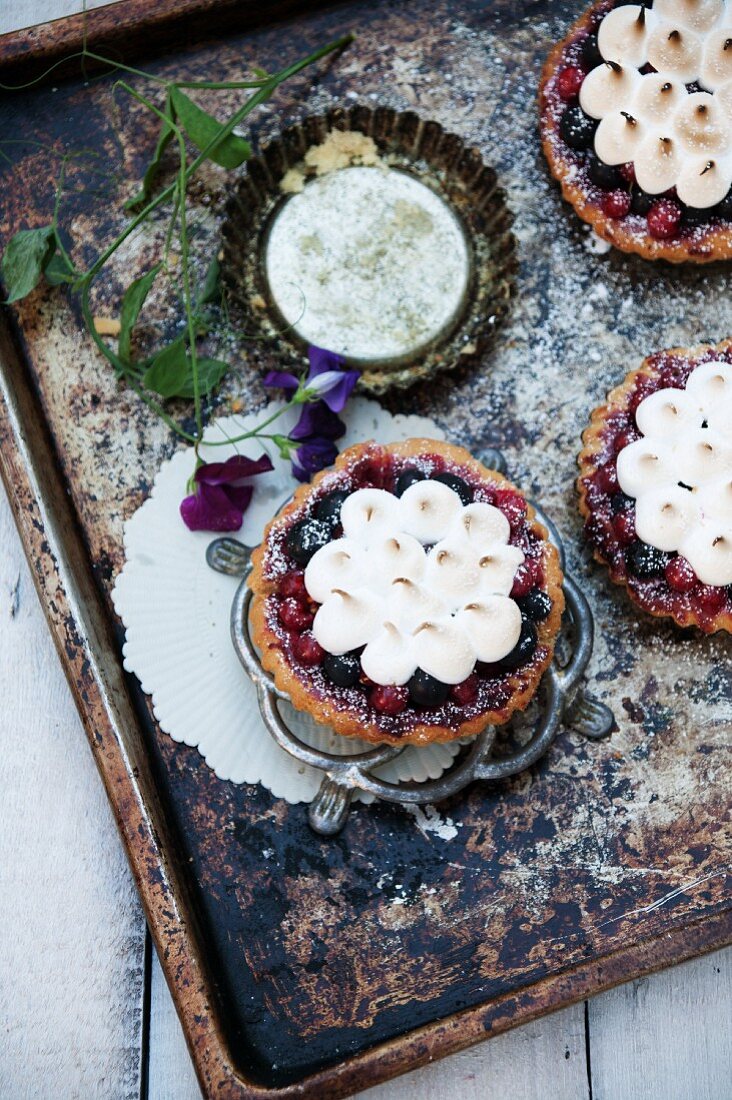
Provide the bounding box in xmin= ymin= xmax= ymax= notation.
xmin=149 ymin=950 xmax=203 ymax=1100
xmin=0 ymin=486 xmax=147 ymax=1098
xmin=588 ymin=947 xmax=732 ymax=1100
xmin=0 ymin=0 xmax=125 ymax=36
xmin=355 ymin=1006 xmax=588 ymax=1100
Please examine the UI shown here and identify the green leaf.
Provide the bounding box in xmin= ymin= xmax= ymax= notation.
xmin=169 ymin=87 xmax=251 ymax=169
xmin=143 ymin=340 xmax=229 ymax=399
xmin=1 ymin=226 xmax=54 ymax=303
xmin=118 ymin=263 xmax=162 ymax=364
xmin=176 ymin=357 xmax=229 ymax=398
xmin=125 ymin=93 xmax=175 ymax=211
xmin=43 ymin=247 xmax=76 ymax=287
xmin=196 ymin=255 xmax=220 ymax=306
xmin=142 ymin=337 xmax=188 ymax=398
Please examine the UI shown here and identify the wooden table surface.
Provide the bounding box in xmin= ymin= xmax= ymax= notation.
xmin=1 ymin=3 xmax=730 ymax=1098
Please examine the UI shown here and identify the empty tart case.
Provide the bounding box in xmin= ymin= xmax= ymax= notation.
xmin=220 ymin=105 xmax=517 ymax=394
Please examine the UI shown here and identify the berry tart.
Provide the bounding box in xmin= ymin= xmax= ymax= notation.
xmin=248 ymin=440 xmax=565 ymax=745
xmin=540 ymin=0 xmax=732 ymax=262
xmin=578 ymin=339 xmax=732 ymax=631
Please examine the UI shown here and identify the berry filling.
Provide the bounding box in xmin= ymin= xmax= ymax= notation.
xmin=261 ymin=450 xmax=556 ymax=735
xmin=542 ymin=1 xmax=732 ymax=245
xmin=580 ymin=344 xmax=732 ymax=631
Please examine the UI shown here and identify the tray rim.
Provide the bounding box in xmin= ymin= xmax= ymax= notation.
xmin=0 ymin=3 xmax=731 ymax=1097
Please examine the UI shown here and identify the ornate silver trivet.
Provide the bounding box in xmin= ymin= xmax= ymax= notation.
xmin=207 ymin=450 xmax=614 ymax=836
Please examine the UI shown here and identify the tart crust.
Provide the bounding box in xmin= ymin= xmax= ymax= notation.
xmin=249 ymin=439 xmax=565 ymax=745
xmin=577 ymin=338 xmax=732 ymax=633
xmin=539 ymin=0 xmax=732 ymax=264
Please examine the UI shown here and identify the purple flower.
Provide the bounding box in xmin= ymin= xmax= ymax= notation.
xmin=289 ymin=400 xmax=345 ymax=443
xmin=291 ymin=436 xmax=340 ymax=482
xmin=263 ymin=345 xmax=359 ymax=413
xmin=180 ymin=453 xmax=273 ymax=532
xmin=287 ymin=399 xmax=346 ymax=483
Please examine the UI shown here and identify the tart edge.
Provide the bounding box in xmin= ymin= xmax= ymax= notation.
xmin=249 ymin=438 xmax=565 ymax=746
xmin=576 ymin=337 xmax=732 ymax=633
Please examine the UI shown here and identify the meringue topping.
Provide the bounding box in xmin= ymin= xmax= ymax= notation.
xmin=616 ymin=360 xmax=732 ymax=585
xmin=584 ymin=0 xmax=732 ymax=207
xmin=305 ymin=482 xmax=528 ymax=685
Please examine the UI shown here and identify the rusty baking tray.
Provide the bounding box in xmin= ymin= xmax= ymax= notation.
xmin=0 ymin=2 xmax=730 ymax=1097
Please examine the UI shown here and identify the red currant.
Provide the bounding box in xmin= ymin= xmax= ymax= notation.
xmin=280 ymin=571 xmax=306 ymax=599
xmin=557 ymin=65 xmax=585 ymax=101
xmin=595 ymin=462 xmax=619 ymax=494
xmin=279 ymin=597 xmax=314 ymax=632
xmin=601 ymin=189 xmax=632 ymax=219
xmin=618 ymin=162 xmax=636 ymax=185
xmin=450 ymin=674 xmax=479 ymax=706
xmin=511 ymin=558 xmax=539 ymax=598
xmin=494 ymin=488 xmax=527 ymax=531
xmin=612 ymin=509 xmax=636 ymax=546
xmin=647 ymin=199 xmax=682 ymax=241
xmin=614 ymin=427 xmax=640 ymax=453
xmin=292 ymin=632 xmax=325 ymax=666
xmin=695 ymin=584 xmax=727 ymax=614
xmin=369 ymin=684 xmax=409 ymax=715
xmin=664 ymin=556 xmax=697 ymax=593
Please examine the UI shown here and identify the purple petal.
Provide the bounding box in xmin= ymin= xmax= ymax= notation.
xmin=307 ymin=345 xmax=346 ymax=380
xmin=289 ymin=401 xmax=345 ymax=442
xmin=180 ymin=482 xmax=244 ymax=532
xmin=318 ymin=369 xmax=360 ymax=413
xmin=195 ymin=453 xmax=274 ymax=486
xmin=291 ymin=438 xmax=339 ymax=482
xmin=222 ymin=483 xmax=254 ymax=513
xmin=263 ymin=369 xmax=299 ymax=393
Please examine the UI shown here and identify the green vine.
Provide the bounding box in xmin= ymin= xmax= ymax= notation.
xmin=0 ymin=22 xmax=354 ymax=453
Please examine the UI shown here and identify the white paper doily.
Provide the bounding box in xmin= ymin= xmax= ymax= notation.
xmin=112 ymin=397 xmax=466 ymax=803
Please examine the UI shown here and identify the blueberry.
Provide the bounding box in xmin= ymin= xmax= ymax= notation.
xmin=322 ymin=652 xmax=361 ymax=687
xmin=581 ymin=33 xmax=603 ymax=70
xmin=715 ymin=189 xmax=732 ymax=220
xmin=498 ymin=621 xmax=538 ymax=671
xmin=517 ymin=589 xmax=553 ymax=623
xmin=407 ymin=669 xmax=450 ymax=708
xmin=587 ymin=153 xmax=622 ymax=190
xmin=433 ymin=471 xmax=473 ymax=505
xmin=631 ymin=189 xmax=654 ymax=216
xmin=559 ymin=104 xmax=598 ymax=151
xmin=285 ymin=518 xmax=331 ymax=565
xmin=314 ymin=489 xmax=348 ymax=527
xmin=625 ymin=540 xmax=669 ymax=579
xmin=610 ymin=491 xmax=633 ymax=515
xmin=395 ymin=468 xmax=427 ymax=496
xmin=684 ymin=205 xmax=711 ymax=229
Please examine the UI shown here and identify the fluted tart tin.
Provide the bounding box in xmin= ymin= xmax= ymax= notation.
xmin=221 ymin=105 xmax=517 ymax=394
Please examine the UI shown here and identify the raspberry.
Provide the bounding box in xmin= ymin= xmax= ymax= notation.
xmin=557 ymin=65 xmax=585 ymax=101
xmin=602 ymin=189 xmax=632 ymax=219
xmin=494 ymin=488 xmax=527 ymax=530
xmin=647 ymin=199 xmax=683 ymax=240
xmin=619 ymin=162 xmax=636 ymax=185
xmin=595 ymin=462 xmax=619 ymax=494
xmin=280 ymin=571 xmax=306 ymax=599
xmin=369 ymin=684 xmax=409 ymax=715
xmin=279 ymin=597 xmax=314 ymax=632
xmin=612 ymin=509 xmax=636 ymax=546
xmin=695 ymin=584 xmax=727 ymax=614
xmin=511 ymin=557 xmax=539 ymax=598
xmin=665 ymin=556 xmax=697 ymax=593
xmin=292 ymin=632 xmax=325 ymax=666
xmin=450 ymin=673 xmax=480 ymax=706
